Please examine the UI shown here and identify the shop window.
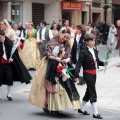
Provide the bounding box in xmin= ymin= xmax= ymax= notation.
xmin=11 ymin=2 xmax=23 ymax=24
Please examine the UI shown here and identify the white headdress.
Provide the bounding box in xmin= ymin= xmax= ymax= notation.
xmin=3 ymin=19 xmax=13 ymax=30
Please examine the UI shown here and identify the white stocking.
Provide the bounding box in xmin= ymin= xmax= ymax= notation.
xmin=91 ymin=102 xmax=98 ymax=116
xmin=80 ymin=100 xmax=87 ymax=112
xmin=7 ymin=86 xmax=13 ymax=97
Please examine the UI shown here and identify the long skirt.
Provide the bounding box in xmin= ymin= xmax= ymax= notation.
xmin=21 ymin=39 xmax=40 ymax=69
xmin=29 ymin=57 xmax=48 ymax=108
xmin=48 ymin=81 xmax=81 ymax=111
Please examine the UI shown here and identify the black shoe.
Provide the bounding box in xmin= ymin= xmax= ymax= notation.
xmin=7 ymin=96 xmax=13 ymax=101
xmin=43 ymin=109 xmax=50 ymax=114
xmin=78 ymin=109 xmax=90 ymax=115
xmin=51 ymin=111 xmax=66 ymax=117
xmin=93 ymin=114 xmax=103 ymax=119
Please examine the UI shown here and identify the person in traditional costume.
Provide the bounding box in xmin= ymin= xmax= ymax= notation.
xmin=74 ymin=33 xmax=108 ymax=119
xmin=29 ymin=33 xmax=81 ymax=116
xmin=46 ymin=45 xmax=81 ymax=116
xmin=0 ymin=19 xmax=15 ymax=42
xmin=37 ymin=21 xmax=53 ymax=59
xmin=116 ymin=20 xmax=120 ymax=67
xmin=107 ymin=24 xmax=117 ymax=50
xmin=21 ymin=22 xmax=40 ymax=69
xmin=0 ymin=30 xmax=32 ymax=101
xmin=71 ymin=25 xmax=86 ymax=85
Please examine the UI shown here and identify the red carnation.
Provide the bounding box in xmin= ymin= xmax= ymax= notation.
xmin=56 ymin=65 xmax=66 ymax=74
xmin=20 ymin=43 xmax=24 ymax=49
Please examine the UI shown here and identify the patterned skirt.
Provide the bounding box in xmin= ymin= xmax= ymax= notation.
xmin=48 ymin=81 xmax=81 ymax=111
xmin=21 ymin=39 xmax=40 ymax=69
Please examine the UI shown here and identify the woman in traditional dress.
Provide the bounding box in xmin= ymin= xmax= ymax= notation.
xmin=0 ymin=19 xmax=15 ymax=41
xmin=21 ymin=22 xmax=40 ymax=69
xmin=51 ymin=23 xmax=58 ymax=37
xmin=107 ymin=24 xmax=117 ymax=49
xmin=29 ymin=33 xmax=81 ymax=116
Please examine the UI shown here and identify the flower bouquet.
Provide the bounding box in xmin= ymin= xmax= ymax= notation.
xmin=104 ymin=48 xmax=113 ymax=72
xmin=56 ymin=63 xmax=75 ymax=81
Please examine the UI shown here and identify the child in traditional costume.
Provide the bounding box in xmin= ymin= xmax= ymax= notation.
xmin=74 ymin=33 xmax=108 ymax=119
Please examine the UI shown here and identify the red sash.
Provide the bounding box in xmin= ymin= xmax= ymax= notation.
xmin=83 ymin=69 xmax=96 ymax=74
xmin=1 ymin=56 xmax=9 ymax=63
xmin=83 ymin=61 xmax=96 ymax=74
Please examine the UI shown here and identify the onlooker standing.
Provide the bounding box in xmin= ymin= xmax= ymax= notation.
xmin=116 ymin=20 xmax=120 ymax=67
xmin=107 ymin=24 xmax=117 ymax=49
xmin=51 ymin=23 xmax=58 ymax=37
xmin=57 ymin=20 xmax=62 ymax=31
xmin=18 ymin=23 xmax=26 ymax=43
xmin=13 ymin=24 xmax=21 ymax=37
xmin=71 ymin=25 xmax=86 ymax=85
xmin=91 ymin=25 xmax=100 ymax=51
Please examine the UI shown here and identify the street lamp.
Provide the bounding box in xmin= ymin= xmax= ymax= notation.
xmin=101 ymin=0 xmax=112 ymax=24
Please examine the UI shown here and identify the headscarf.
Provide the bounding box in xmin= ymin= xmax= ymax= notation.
xmin=108 ymin=24 xmax=117 ymax=37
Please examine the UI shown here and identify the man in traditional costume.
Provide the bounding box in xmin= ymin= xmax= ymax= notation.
xmin=0 ymin=30 xmax=32 ymax=101
xmin=37 ymin=21 xmax=53 ymax=59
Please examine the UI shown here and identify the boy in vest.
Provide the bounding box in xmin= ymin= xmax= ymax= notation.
xmin=74 ymin=33 xmax=108 ymax=119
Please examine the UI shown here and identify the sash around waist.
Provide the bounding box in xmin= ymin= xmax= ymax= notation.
xmin=83 ymin=69 xmax=96 ymax=74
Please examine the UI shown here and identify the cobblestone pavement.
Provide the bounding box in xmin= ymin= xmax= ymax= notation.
xmin=0 ymin=45 xmax=120 ymax=120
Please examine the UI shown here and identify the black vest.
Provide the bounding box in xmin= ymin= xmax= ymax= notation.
xmin=39 ymin=27 xmax=50 ymax=42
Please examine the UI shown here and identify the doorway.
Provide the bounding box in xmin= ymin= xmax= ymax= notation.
xmin=82 ymin=11 xmax=87 ymax=25
xmin=62 ymin=10 xmax=71 ymax=25
xmin=92 ymin=13 xmax=101 ymax=24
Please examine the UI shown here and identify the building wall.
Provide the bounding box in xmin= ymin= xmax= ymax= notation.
xmin=3 ymin=0 xmax=59 ymax=27
xmin=91 ymin=0 xmax=113 ymax=24
xmin=0 ymin=0 xmax=114 ymax=26
xmin=0 ymin=2 xmax=9 ymax=21
xmin=45 ymin=0 xmax=60 ymax=27
xmin=0 ymin=2 xmax=4 ymax=21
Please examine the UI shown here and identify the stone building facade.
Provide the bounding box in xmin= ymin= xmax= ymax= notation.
xmin=0 ymin=0 xmax=120 ymax=26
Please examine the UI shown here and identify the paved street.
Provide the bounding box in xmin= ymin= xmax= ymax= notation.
xmin=0 ymin=45 xmax=120 ymax=120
